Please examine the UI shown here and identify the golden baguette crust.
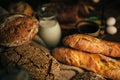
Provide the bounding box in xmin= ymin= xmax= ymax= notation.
xmin=52 ymin=47 xmax=120 ymax=80
xmin=63 ymin=34 xmax=120 ymax=57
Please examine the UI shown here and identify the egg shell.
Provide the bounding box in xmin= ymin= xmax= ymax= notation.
xmin=106 ymin=26 xmax=117 ymax=35
xmin=106 ymin=17 xmax=116 ymax=26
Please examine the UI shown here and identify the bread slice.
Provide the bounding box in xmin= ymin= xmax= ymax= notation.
xmin=52 ymin=47 xmax=120 ymax=80
xmin=63 ymin=34 xmax=120 ymax=57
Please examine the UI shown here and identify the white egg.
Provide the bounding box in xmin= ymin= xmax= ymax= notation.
xmin=106 ymin=17 xmax=116 ymax=26
xmin=106 ymin=26 xmax=117 ymax=35
xmin=92 ymin=0 xmax=100 ymax=3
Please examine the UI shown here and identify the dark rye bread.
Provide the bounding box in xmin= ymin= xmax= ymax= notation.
xmin=0 ymin=14 xmax=39 ymax=47
xmin=0 ymin=44 xmax=60 ymax=80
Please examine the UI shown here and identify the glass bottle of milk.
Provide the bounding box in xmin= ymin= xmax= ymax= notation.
xmin=37 ymin=4 xmax=61 ymax=49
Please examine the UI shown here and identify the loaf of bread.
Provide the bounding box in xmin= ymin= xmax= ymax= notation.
xmin=0 ymin=14 xmax=39 ymax=47
xmin=63 ymin=34 xmax=120 ymax=57
xmin=9 ymin=1 xmax=34 ymax=16
xmin=0 ymin=44 xmax=60 ymax=80
xmin=52 ymin=47 xmax=120 ymax=80
xmin=56 ymin=3 xmax=79 ymax=24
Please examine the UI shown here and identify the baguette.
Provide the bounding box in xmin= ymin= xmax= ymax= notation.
xmin=52 ymin=47 xmax=120 ymax=80
xmin=63 ymin=34 xmax=120 ymax=57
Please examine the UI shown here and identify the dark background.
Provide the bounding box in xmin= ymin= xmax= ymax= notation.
xmin=0 ymin=0 xmax=120 ymax=9
xmin=0 ymin=0 xmax=50 ymax=10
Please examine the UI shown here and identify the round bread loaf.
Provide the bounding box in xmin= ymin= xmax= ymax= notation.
xmin=0 ymin=44 xmax=60 ymax=80
xmin=8 ymin=1 xmax=34 ymax=16
xmin=0 ymin=14 xmax=39 ymax=47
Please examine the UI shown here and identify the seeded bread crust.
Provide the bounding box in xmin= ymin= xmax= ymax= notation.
xmin=0 ymin=14 xmax=39 ymax=47
xmin=0 ymin=44 xmax=60 ymax=80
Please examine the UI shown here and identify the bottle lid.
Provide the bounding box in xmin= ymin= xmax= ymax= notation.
xmin=36 ymin=3 xmax=57 ymax=19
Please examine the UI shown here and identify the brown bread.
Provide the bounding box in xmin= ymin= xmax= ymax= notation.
xmin=63 ymin=34 xmax=120 ymax=57
xmin=0 ymin=14 xmax=39 ymax=47
xmin=0 ymin=44 xmax=60 ymax=80
xmin=52 ymin=47 xmax=120 ymax=80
